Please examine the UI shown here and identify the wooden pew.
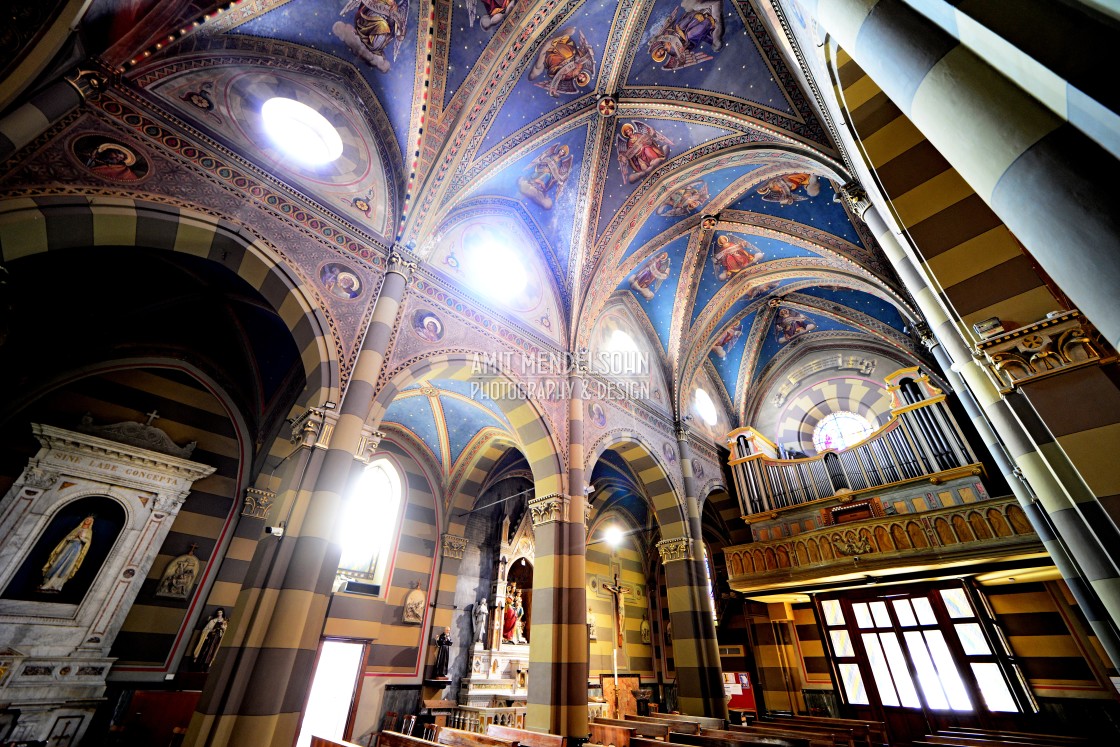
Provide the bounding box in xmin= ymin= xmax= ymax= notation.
xmin=432 ymin=727 xmax=518 ymax=747
xmin=378 ymin=731 xmax=445 ymax=747
xmin=646 ymin=714 xmax=726 ymax=731
xmin=593 ymin=717 xmax=670 ymax=740
xmin=590 ymin=722 xmax=638 ymax=747
xmin=486 ymin=726 xmax=563 ymax=747
xmin=624 ymin=714 xmax=701 ymax=735
xmin=666 ymin=729 xmax=811 ymax=747
xmin=312 ymin=736 xmax=366 ymax=747
xmin=921 ymin=736 xmax=1081 ymax=747
xmin=938 ymin=729 xmax=1087 ymax=746
xmin=763 ymin=716 xmax=883 ymax=747
xmin=723 ymin=724 xmax=850 ymax=747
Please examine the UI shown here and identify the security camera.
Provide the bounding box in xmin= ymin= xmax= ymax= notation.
xmin=264 ymin=525 xmax=284 ymax=538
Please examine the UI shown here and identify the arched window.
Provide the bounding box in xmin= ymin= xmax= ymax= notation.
xmin=338 ymin=458 xmax=402 ymax=593
xmin=813 ymin=411 xmax=876 ymax=452
xmin=702 ymin=544 xmax=718 ymax=627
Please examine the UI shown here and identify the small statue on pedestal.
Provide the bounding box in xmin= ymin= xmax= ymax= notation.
xmin=473 ymin=601 xmax=489 ymax=644
xmin=433 ymin=627 xmax=453 ymax=679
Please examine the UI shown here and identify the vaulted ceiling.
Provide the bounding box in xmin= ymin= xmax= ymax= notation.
xmin=9 ymin=0 xmax=930 ymax=443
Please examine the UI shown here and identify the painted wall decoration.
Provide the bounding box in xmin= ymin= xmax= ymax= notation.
xmin=657 ymin=180 xmax=709 ymax=217
xmin=711 ymin=321 xmax=743 ymax=359
xmin=662 ymin=442 xmax=678 ymax=465
xmin=332 ymin=0 xmax=409 ymax=73
xmin=647 ymin=0 xmax=725 ymax=70
xmin=412 ymin=309 xmax=444 ymax=342
xmin=155 ymin=547 xmax=200 ymax=600
xmin=320 ymin=262 xmax=364 ymax=300
xmin=774 ymin=307 xmax=817 ymax=344
xmin=712 ymin=234 xmax=764 ymax=282
xmin=528 ymin=27 xmax=596 ymax=97
xmin=517 ymin=143 xmax=574 ymax=209
xmin=72 ymin=136 xmax=149 ymax=182
xmin=179 ymin=81 xmax=223 ymax=124
xmin=616 ymin=121 xmax=673 ymax=185
xmin=467 ymin=0 xmax=516 ymax=30
xmin=588 ymin=401 xmax=607 ymax=428
xmin=629 ymin=251 xmax=672 ymax=301
xmin=756 ymin=173 xmax=820 ymax=206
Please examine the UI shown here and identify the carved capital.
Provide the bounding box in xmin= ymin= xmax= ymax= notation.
xmin=656 ymin=537 xmax=693 ymax=564
xmin=20 ymin=467 xmax=58 ymax=491
xmin=242 ymin=487 xmax=275 ymax=519
xmin=387 ymin=246 xmax=418 ymax=279
xmin=441 ymin=534 xmax=468 ymax=559
xmin=289 ymin=407 xmax=332 ymax=448
xmin=357 ymin=429 xmax=385 ymax=462
xmin=838 ymin=181 xmax=872 ymax=220
xmin=65 ymin=68 xmax=107 ymax=99
xmin=976 ymin=310 xmax=1111 ymax=393
xmin=528 ymin=493 xmax=570 ymax=526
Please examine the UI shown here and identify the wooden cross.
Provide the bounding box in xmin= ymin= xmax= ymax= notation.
xmin=144 ymin=409 xmax=160 ymax=426
xmin=602 ymin=573 xmax=631 ymax=648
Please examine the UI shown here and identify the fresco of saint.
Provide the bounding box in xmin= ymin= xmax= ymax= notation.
xmin=629 ymin=252 xmax=672 ymax=301
xmin=648 ymin=0 xmax=725 ymax=71
xmin=517 ymin=143 xmax=574 ymax=209
xmin=528 ymin=27 xmax=596 ymax=97
xmin=711 ymin=322 xmax=742 ymax=359
xmin=617 ymin=121 xmax=673 ymax=185
xmin=39 ymin=516 xmax=95 ymax=592
xmin=467 ymin=0 xmax=515 ymax=30
xmin=712 ymin=234 xmax=764 ymax=281
xmin=333 ymin=0 xmax=408 ymax=73
xmin=657 ymin=180 xmax=709 ymax=216
xmin=774 ymin=307 xmax=817 ymax=344
xmin=746 ymin=279 xmax=781 ymax=299
xmin=756 ymin=173 xmax=820 ymax=206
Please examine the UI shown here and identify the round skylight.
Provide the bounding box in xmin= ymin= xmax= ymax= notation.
xmin=694 ymin=388 xmax=718 ymax=426
xmin=812 ymin=411 xmax=876 ymax=452
xmin=465 ymin=233 xmax=528 ymax=296
xmin=261 ymin=97 xmax=343 ymax=166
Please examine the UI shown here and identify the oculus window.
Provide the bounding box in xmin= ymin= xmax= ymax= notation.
xmin=813 ymin=411 xmax=876 ymax=452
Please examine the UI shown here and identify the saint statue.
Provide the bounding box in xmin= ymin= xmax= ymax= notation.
xmin=194 ymin=608 xmax=228 ymax=671
xmin=156 ymin=545 xmax=200 ymax=600
xmin=502 ymin=587 xmax=519 ymax=643
xmin=473 ymin=601 xmax=489 ymax=644
xmin=640 ymin=612 xmax=652 ymax=644
xmin=432 ymin=627 xmax=453 ymax=679
xmin=512 ymin=590 xmax=527 ymax=644
xmin=39 ymin=515 xmax=95 ymax=592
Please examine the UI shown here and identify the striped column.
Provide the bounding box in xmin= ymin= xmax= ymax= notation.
xmin=0 ymin=69 xmax=104 ymax=161
xmin=800 ymin=0 xmax=1120 ymax=350
xmin=855 ymin=198 xmax=1120 ymax=664
xmin=187 ymin=250 xmax=416 ymax=747
xmin=662 ymin=426 xmax=725 ymax=718
xmin=525 ymin=491 xmax=588 ymax=738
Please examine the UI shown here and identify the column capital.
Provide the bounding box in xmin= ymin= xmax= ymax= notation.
xmin=357 ymin=429 xmax=385 ymax=463
xmin=657 ymin=537 xmax=694 ymax=564
xmin=838 ymin=181 xmax=873 ymax=221
xmin=441 ymin=533 xmax=468 ymax=559
xmin=64 ymin=68 xmax=108 ymax=99
xmin=289 ymin=407 xmax=333 ymax=448
xmin=387 ymin=245 xmax=418 ymax=279
xmin=528 ymin=492 xmax=571 ymax=526
xmin=975 ymin=309 xmax=1111 ymax=393
xmin=242 ymin=488 xmax=275 ymax=520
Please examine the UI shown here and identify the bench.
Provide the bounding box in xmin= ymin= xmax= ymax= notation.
xmin=763 ymin=717 xmax=883 ymax=747
xmin=625 ymin=715 xmax=701 ymax=735
xmin=590 ymin=722 xmax=638 ymax=747
xmin=312 ymin=737 xmax=366 ymax=747
xmin=593 ymin=717 xmax=670 ymax=740
xmin=647 ymin=714 xmax=727 ymax=731
xmin=666 ymin=729 xmax=811 ymax=747
xmin=378 ymin=731 xmax=445 ymax=747
xmin=921 ymin=737 xmax=1081 ymax=747
xmin=938 ymin=729 xmax=1088 ymax=746
xmin=486 ymin=725 xmax=564 ymax=747
xmin=431 ymin=727 xmax=518 ymax=747
xmin=720 ymin=724 xmax=844 ymax=747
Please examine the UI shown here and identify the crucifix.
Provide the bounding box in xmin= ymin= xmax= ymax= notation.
xmin=602 ymin=573 xmax=631 ymax=717
xmin=144 ymin=409 xmax=161 ymax=426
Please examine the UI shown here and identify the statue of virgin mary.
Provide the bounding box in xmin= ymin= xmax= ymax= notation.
xmin=39 ymin=515 xmax=95 ymax=592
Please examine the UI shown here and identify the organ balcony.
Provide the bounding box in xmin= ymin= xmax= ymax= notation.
xmin=722 ymin=369 xmax=1045 ymax=594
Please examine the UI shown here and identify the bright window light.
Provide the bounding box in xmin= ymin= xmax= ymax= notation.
xmin=813 ymin=410 xmax=876 ymax=452
xmin=261 ymin=97 xmax=343 ymax=165
xmin=296 ymin=640 xmax=365 ymax=747
xmin=465 ymin=234 xmax=527 ymax=296
xmin=694 ymin=388 xmax=718 ymax=425
xmin=338 ymin=459 xmax=401 ymax=588
xmin=603 ymin=525 xmax=625 ymax=548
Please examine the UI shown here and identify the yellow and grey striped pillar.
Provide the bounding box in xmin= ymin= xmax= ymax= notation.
xmin=799 ymin=0 xmax=1120 ymax=350
xmin=187 ymin=250 xmax=416 ymax=747
xmin=660 ymin=426 xmax=726 ymax=718
xmin=0 ymin=69 xmax=104 ymax=161
xmin=853 ymin=196 xmax=1120 ymax=664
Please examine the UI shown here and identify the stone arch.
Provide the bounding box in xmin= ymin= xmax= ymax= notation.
xmin=444 ymin=432 xmax=523 ymax=535
xmin=0 ymin=196 xmax=340 ymax=409
xmin=372 ymin=354 xmax=565 ymax=498
xmin=586 ymin=432 xmax=688 ymax=540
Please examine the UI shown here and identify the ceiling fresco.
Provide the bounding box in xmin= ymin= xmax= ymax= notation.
xmin=0 ymin=0 xmax=936 ymax=474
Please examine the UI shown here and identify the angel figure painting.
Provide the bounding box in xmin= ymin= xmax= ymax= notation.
xmin=467 ymin=0 xmax=515 ymax=30
xmin=39 ymin=516 xmax=95 ymax=592
xmin=528 ymin=27 xmax=596 ymax=97
xmin=517 ymin=143 xmax=574 ymax=209
xmin=657 ymin=180 xmax=709 ymax=217
xmin=333 ymin=0 xmax=409 ymax=73
xmin=774 ymin=307 xmax=817 ymax=344
xmin=712 ymin=234 xmax=764 ymax=281
xmin=756 ymin=173 xmax=821 ymax=206
xmin=711 ymin=322 xmax=743 ymax=359
xmin=629 ymin=252 xmax=672 ymax=301
xmin=648 ymin=1 xmax=725 ymax=71
xmin=617 ymin=121 xmax=673 ymax=185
